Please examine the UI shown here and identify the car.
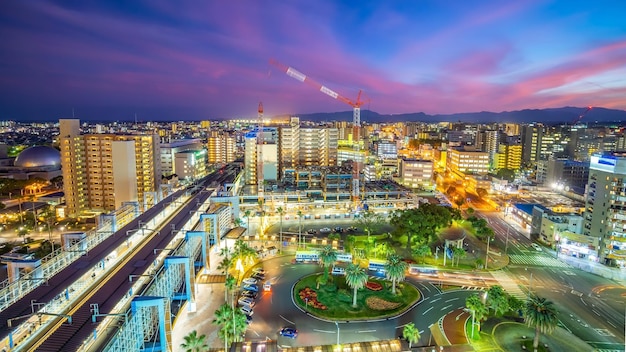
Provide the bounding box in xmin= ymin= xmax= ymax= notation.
xmin=347 ymin=226 xmax=357 ymax=232
xmin=245 ymin=314 xmax=253 ymax=324
xmin=242 ymin=277 xmax=258 ymax=285
xmin=279 ymin=327 xmax=298 ymax=339
xmin=252 ymin=267 xmax=266 ymax=275
xmin=240 ymin=305 xmax=254 ymax=316
xmin=319 ymin=227 xmax=331 ymax=233
xmin=334 ymin=227 xmax=343 ymax=233
xmin=252 ymin=272 xmax=265 ymax=280
xmin=238 ymin=297 xmax=256 ymax=307
xmin=242 ymin=284 xmax=259 ymax=292
xmin=531 ymin=243 xmax=542 ymax=252
xmin=307 ymin=229 xmax=317 ymax=234
xmin=240 ymin=290 xmax=258 ymax=299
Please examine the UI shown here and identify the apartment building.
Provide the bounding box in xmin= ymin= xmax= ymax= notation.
xmin=160 ymin=139 xmax=204 ymax=177
xmin=207 ymin=131 xmax=236 ymax=164
xmin=60 ymin=119 xmax=161 ymax=217
xmin=494 ymin=143 xmax=522 ymax=171
xmin=447 ymin=148 xmax=489 ymax=175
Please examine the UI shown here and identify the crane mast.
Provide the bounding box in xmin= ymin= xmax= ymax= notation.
xmin=270 ymin=59 xmax=366 ymax=209
xmin=573 ymin=106 xmax=592 ymax=125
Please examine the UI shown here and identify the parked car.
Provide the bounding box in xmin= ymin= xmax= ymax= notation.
xmin=531 ymin=243 xmax=542 ymax=252
xmin=245 ymin=314 xmax=253 ymax=324
xmin=307 ymin=229 xmax=317 ymax=234
xmin=240 ymin=290 xmax=258 ymax=299
xmin=238 ymin=297 xmax=256 ymax=307
xmin=252 ymin=272 xmax=265 ymax=280
xmin=240 ymin=305 xmax=254 ymax=316
xmin=252 ymin=267 xmax=266 ymax=275
xmin=347 ymin=226 xmax=357 ymax=232
xmin=334 ymin=227 xmax=343 ymax=233
xmin=242 ymin=277 xmax=258 ymax=285
xmin=279 ymin=327 xmax=298 ymax=339
xmin=319 ymin=227 xmax=332 ymax=233
xmin=242 ymin=284 xmax=259 ymax=292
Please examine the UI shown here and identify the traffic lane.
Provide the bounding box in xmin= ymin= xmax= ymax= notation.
xmin=514 ymin=267 xmax=623 ymax=345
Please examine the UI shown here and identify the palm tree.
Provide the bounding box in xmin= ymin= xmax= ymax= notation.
xmin=180 ymin=330 xmax=208 ymax=352
xmin=385 ymin=254 xmax=408 ymax=295
xmin=345 ymin=263 xmax=368 ymax=307
xmin=40 ymin=205 xmax=57 ymax=254
xmin=486 ymin=285 xmax=509 ymax=316
xmin=524 ymin=295 xmax=558 ymax=352
xmin=319 ymin=245 xmax=337 ymax=281
xmin=465 ymin=294 xmax=488 ymax=337
xmin=402 ymin=322 xmax=421 ymax=348
xmin=224 ymin=275 xmax=237 ymax=305
xmin=244 ymin=210 xmax=252 ymax=230
xmin=297 ymin=210 xmax=303 ymax=248
xmin=213 ymin=304 xmax=232 ymax=351
xmin=412 ymin=244 xmax=431 ymax=264
xmin=277 ymin=206 xmax=284 ymax=253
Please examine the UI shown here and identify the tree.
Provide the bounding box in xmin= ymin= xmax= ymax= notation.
xmin=224 ymin=275 xmax=237 ymax=305
xmin=212 ymin=304 xmax=247 ymax=349
xmin=390 ymin=204 xmax=454 ymax=250
xmin=524 ymin=295 xmax=558 ymax=352
xmin=402 ymin=322 xmax=421 ymax=348
xmin=385 ymin=254 xmax=407 ymax=295
xmin=276 ymin=206 xmax=284 ymax=253
xmin=496 ymin=168 xmax=516 ymax=182
xmin=39 ymin=205 xmax=57 ymax=254
xmin=465 ymin=294 xmax=488 ymax=334
xmin=355 ymin=210 xmax=384 ymax=242
xmin=486 ymin=285 xmax=509 ymax=316
xmin=452 ymin=246 xmax=466 ymax=267
xmin=180 ymin=330 xmax=208 ymax=352
xmin=17 ymin=227 xmax=29 ymax=244
xmin=412 ymin=244 xmax=432 ymax=264
xmin=244 ymin=210 xmax=252 ymax=230
xmin=345 ymin=263 xmax=368 ymax=307
xmin=373 ymin=242 xmax=393 ymax=259
xmin=318 ymin=245 xmax=337 ymax=281
xmin=466 ymin=207 xmax=475 ymax=215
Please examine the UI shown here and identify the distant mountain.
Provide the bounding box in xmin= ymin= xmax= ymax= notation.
xmin=297 ymin=107 xmax=626 ymax=125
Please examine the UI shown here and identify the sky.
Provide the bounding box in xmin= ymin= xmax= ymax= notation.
xmin=1 ymin=0 xmax=626 ymax=121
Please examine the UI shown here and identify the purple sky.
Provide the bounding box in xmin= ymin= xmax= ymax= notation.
xmin=1 ymin=0 xmax=625 ymax=121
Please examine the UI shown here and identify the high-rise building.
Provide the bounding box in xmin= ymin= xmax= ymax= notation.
xmin=545 ymin=158 xmax=589 ymax=194
xmin=583 ymin=153 xmax=626 ymax=266
xmin=207 ymin=131 xmax=236 ymax=164
xmin=279 ymin=118 xmax=338 ymax=170
xmin=400 ymin=159 xmax=433 ymax=189
xmin=60 ymin=119 xmax=161 ymax=217
xmin=494 ymin=143 xmax=522 ymax=171
xmin=244 ymin=128 xmax=278 ymax=186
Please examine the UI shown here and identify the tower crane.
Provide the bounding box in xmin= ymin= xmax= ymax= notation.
xmin=270 ymin=59 xmax=366 ymax=208
xmin=572 ymin=106 xmax=592 ymax=125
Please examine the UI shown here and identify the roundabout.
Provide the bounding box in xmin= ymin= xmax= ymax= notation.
xmin=292 ymin=273 xmax=420 ymax=321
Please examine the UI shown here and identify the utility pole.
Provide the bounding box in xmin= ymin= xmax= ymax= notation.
xmin=485 ymin=237 xmax=491 ymax=270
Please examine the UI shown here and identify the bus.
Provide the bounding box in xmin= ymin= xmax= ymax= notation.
xmin=295 ymin=251 xmax=319 ymax=263
xmin=408 ymin=265 xmax=439 ymax=277
xmin=368 ymin=258 xmax=386 ymax=277
xmin=336 ymin=253 xmax=353 ymax=263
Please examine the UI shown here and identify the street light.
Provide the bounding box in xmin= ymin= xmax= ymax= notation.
xmin=525 ymin=267 xmax=533 ymax=299
xmin=335 ymin=321 xmax=340 ymax=345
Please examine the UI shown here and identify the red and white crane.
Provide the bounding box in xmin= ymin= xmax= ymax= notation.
xmin=270 ymin=59 xmax=366 ymax=206
xmin=572 ymin=106 xmax=592 ymax=125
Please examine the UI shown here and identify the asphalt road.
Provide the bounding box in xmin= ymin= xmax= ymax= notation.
xmin=243 ymin=256 xmax=473 ymax=349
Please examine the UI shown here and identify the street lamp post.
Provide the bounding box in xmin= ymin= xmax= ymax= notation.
xmin=485 ymin=237 xmax=491 ymax=270
xmin=505 ymin=227 xmax=510 ymax=254
xmin=525 ymin=267 xmax=533 ymax=299
xmin=335 ymin=321 xmax=339 ymax=345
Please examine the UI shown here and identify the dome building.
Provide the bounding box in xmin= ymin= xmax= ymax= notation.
xmin=14 ymin=146 xmax=62 ymax=169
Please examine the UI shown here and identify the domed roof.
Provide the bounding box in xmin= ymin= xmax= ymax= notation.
xmin=14 ymin=146 xmax=61 ymax=169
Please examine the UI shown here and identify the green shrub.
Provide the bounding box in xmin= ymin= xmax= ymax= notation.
xmin=337 ymin=289 xmax=352 ymax=303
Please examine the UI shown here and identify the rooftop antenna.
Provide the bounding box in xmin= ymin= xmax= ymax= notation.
xmin=135 ymin=113 xmax=138 ymax=124
xmin=72 ymin=108 xmax=75 ymax=118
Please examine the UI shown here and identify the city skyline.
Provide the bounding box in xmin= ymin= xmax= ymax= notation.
xmin=1 ymin=1 xmax=626 ymax=121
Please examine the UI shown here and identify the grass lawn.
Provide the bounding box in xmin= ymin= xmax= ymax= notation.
xmin=293 ymin=274 xmax=420 ymax=320
xmin=465 ymin=318 xmax=481 ymax=341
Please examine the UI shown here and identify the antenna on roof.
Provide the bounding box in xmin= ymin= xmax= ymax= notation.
xmin=135 ymin=113 xmax=138 ymax=124
xmin=72 ymin=108 xmax=75 ymax=118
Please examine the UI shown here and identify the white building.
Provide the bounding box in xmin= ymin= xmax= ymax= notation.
xmin=400 ymin=159 xmax=433 ymax=189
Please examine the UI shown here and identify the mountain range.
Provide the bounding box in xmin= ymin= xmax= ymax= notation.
xmin=297 ymin=107 xmax=626 ymax=125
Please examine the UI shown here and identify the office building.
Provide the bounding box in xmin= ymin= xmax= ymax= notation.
xmin=583 ymin=153 xmax=626 ymax=267
xmin=447 ymin=148 xmax=489 ymax=175
xmin=160 ymin=139 xmax=204 ymax=177
xmin=244 ymin=128 xmax=279 ymax=186
xmin=400 ymin=159 xmax=433 ymax=189
xmin=545 ymin=159 xmax=590 ymax=194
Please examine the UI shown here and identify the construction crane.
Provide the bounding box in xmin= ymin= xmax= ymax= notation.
xmin=270 ymin=59 xmax=366 ymax=208
xmin=572 ymin=106 xmax=592 ymax=125
xmin=257 ymin=102 xmax=264 ymax=200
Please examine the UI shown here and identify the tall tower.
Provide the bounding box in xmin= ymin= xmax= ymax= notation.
xmin=257 ymin=102 xmax=264 ymax=199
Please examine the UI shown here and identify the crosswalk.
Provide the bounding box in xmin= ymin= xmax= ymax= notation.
xmin=509 ymin=254 xmax=570 ymax=268
xmin=489 ymin=270 xmax=526 ymax=299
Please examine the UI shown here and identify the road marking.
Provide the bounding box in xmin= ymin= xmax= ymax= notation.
xmin=280 ymin=315 xmax=295 ymax=325
xmin=358 ymin=330 xmax=376 ymax=333
xmin=445 ymin=298 xmax=459 ymax=302
xmin=441 ymin=305 xmax=452 ymax=311
xmin=430 ymin=298 xmax=441 ymax=303
xmin=253 ymin=330 xmax=260 ymax=337
xmin=580 ymin=298 xmax=587 ymax=306
xmin=592 ymin=310 xmax=601 ymax=316
xmin=313 ymin=329 xmax=335 ymax=334
xmin=395 ymin=323 xmax=408 ymax=329
xmin=423 ymin=307 xmax=433 ymax=315
xmin=607 ymin=320 xmax=616 ymax=328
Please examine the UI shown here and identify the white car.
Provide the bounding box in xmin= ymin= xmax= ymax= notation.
xmin=238 ymin=297 xmax=255 ymax=307
xmin=319 ymin=227 xmax=332 ymax=233
xmin=240 ymin=305 xmax=254 ymax=316
xmin=242 ymin=277 xmax=258 ymax=285
xmin=531 ymin=243 xmax=542 ymax=252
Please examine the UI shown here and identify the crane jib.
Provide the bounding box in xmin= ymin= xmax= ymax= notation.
xmin=286 ymin=67 xmax=306 ymax=82
xmin=320 ymin=86 xmax=339 ymax=99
